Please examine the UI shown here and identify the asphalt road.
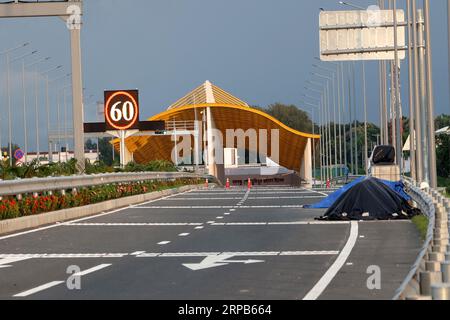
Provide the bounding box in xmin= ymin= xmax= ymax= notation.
xmin=0 ymin=186 xmax=422 ymax=300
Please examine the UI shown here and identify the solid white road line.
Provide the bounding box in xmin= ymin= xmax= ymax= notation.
xmin=303 ymin=221 xmax=359 ymax=301
xmin=210 ymin=221 xmax=349 ymax=226
xmin=0 ymin=253 xmax=128 ymax=259
xmin=247 ymin=196 xmax=326 ymax=200
xmin=167 ymin=198 xmax=243 ymax=200
xmin=67 ymin=223 xmax=203 ymax=227
xmin=137 ymin=205 xmax=319 ymax=209
xmin=136 ymin=206 xmax=235 ymax=209
xmin=13 ymin=281 xmax=65 ymax=298
xmin=136 ymin=251 xmax=339 ymax=258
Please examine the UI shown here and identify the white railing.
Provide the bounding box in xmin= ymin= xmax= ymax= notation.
xmin=394 ymin=179 xmax=450 ymax=300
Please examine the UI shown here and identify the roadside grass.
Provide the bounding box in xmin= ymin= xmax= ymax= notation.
xmin=412 ymin=215 xmax=429 ymax=241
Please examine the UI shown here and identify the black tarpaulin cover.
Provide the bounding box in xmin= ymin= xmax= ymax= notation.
xmin=317 ymin=177 xmax=419 ymax=221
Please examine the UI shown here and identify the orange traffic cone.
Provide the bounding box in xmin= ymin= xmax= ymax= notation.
xmin=247 ymin=178 xmax=252 ymax=189
xmin=226 ymin=178 xmax=230 ymax=189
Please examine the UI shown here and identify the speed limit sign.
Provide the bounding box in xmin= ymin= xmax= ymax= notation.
xmin=104 ymin=90 xmax=139 ymax=130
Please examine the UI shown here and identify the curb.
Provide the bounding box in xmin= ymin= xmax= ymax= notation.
xmin=0 ymin=184 xmax=203 ymax=236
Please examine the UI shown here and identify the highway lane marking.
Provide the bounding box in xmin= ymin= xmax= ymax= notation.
xmin=303 ymin=221 xmax=359 ymax=301
xmin=183 ymin=255 xmax=265 ymax=271
xmin=0 ymin=254 xmax=128 ymax=259
xmin=136 ymin=251 xmax=339 ymax=258
xmin=136 ymin=206 xmax=236 ymax=209
xmin=195 ymin=226 xmax=204 ymax=230
xmin=135 ymin=205 xmax=319 ymax=209
xmin=304 ymin=188 xmax=329 ymax=197
xmin=0 ymin=190 xmax=192 ymax=241
xmin=13 ymin=281 xmax=65 ymax=298
xmin=12 ymin=264 xmax=111 ymax=298
xmin=247 ymin=196 xmax=326 ymax=199
xmin=67 ymin=223 xmax=204 ymax=227
xmin=224 ymin=213 xmax=230 ymax=215
xmin=0 ymin=257 xmax=32 ymax=269
xmin=158 ymin=241 xmax=171 ymax=245
xmin=178 ymin=233 xmax=190 ymax=237
xmin=131 ymin=251 xmax=146 ymax=256
xmin=210 ymin=221 xmax=350 ymax=226
xmin=167 ymin=198 xmax=243 ymax=200
xmin=72 ymin=264 xmax=111 ymax=277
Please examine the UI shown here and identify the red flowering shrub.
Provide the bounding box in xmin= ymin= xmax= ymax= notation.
xmin=0 ymin=178 xmax=202 ymax=221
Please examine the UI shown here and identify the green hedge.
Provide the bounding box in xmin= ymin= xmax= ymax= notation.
xmin=0 ymin=159 xmax=177 ymax=181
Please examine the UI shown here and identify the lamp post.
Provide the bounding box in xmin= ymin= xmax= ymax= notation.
xmin=26 ymin=57 xmax=51 ymax=162
xmin=10 ymin=50 xmax=38 ymax=164
xmin=41 ymin=65 xmax=63 ymax=163
xmin=1 ymin=42 xmax=30 ymax=165
xmin=305 ymin=85 xmax=331 ymax=182
xmin=313 ymin=62 xmax=344 ymax=177
xmin=311 ymin=72 xmax=336 ymax=180
xmin=50 ymin=73 xmax=71 ymax=162
xmin=423 ymin=0 xmax=437 ymax=188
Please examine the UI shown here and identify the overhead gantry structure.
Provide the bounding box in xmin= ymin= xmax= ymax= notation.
xmin=0 ymin=0 xmax=85 ymax=170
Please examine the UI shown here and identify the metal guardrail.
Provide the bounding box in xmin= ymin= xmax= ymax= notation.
xmin=0 ymin=172 xmax=209 ymax=197
xmin=393 ymin=181 xmax=436 ymax=300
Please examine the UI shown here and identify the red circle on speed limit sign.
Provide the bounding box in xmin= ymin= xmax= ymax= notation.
xmin=104 ymin=90 xmax=139 ymax=130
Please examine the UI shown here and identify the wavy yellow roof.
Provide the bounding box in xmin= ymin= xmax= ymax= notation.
xmin=121 ymin=81 xmax=319 ymax=172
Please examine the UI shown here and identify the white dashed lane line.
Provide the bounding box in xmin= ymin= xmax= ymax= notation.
xmin=157 ymin=241 xmax=171 ymax=245
xmin=13 ymin=264 xmax=112 ymax=298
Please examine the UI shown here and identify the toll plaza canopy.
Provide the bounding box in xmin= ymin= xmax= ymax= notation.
xmin=119 ymin=81 xmax=320 ymax=173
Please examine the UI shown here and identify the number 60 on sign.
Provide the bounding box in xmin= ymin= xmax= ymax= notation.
xmin=104 ymin=90 xmax=140 ymax=131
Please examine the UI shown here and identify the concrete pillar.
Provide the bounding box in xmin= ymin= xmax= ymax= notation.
xmin=300 ymin=138 xmax=313 ymax=184
xmin=206 ymin=107 xmax=215 ymax=177
xmin=70 ymin=26 xmax=85 ymax=172
xmin=206 ymin=107 xmax=225 ymax=184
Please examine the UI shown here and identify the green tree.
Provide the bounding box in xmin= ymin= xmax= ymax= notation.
xmin=256 ymin=103 xmax=313 ymax=133
xmin=435 ymin=115 xmax=450 ymax=180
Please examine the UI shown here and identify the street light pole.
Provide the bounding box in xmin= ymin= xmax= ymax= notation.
xmin=11 ymin=50 xmax=39 ymax=164
xmin=406 ymin=0 xmax=417 ymax=181
xmin=42 ymin=65 xmax=63 ymax=163
xmin=26 ymin=57 xmax=51 ymax=163
xmin=423 ymin=0 xmax=437 ymax=188
xmin=362 ymin=62 xmax=369 ymax=176
xmin=393 ymin=0 xmax=403 ymax=173
xmin=0 ymin=42 xmax=29 ymax=164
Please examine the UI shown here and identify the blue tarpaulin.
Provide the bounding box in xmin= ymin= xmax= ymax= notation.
xmin=305 ymin=177 xmax=411 ymax=209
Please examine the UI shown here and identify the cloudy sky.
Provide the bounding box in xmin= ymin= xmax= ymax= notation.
xmin=0 ymin=0 xmax=449 ymax=152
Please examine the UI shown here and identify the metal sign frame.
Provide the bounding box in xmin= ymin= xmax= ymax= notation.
xmin=319 ymin=9 xmax=406 ymax=61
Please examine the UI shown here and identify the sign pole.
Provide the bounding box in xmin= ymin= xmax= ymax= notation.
xmin=120 ymin=130 xmax=125 ymax=168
